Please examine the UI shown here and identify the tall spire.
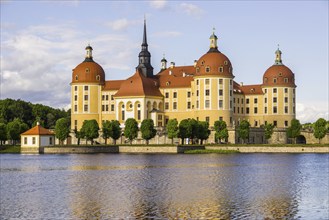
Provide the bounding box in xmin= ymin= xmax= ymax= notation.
xmin=275 ymin=44 xmax=282 ymax=65
xmin=136 ymin=18 xmax=154 ymax=78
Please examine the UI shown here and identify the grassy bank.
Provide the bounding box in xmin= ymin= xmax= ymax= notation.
xmin=184 ymin=149 xmax=240 ymax=154
xmin=0 ymin=145 xmax=21 ymax=153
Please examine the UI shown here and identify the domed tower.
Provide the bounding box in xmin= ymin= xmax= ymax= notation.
xmin=262 ymin=46 xmax=296 ymax=128
xmin=193 ymin=29 xmax=235 ymax=126
xmin=71 ymin=45 xmax=105 ymax=130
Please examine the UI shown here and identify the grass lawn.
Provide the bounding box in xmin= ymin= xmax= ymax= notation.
xmin=0 ymin=145 xmax=21 ymax=153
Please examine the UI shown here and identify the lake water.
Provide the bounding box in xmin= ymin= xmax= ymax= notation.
xmin=0 ymin=153 xmax=328 ymax=219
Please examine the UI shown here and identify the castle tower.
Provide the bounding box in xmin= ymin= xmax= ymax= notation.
xmin=136 ymin=19 xmax=154 ymax=78
xmin=71 ymin=45 xmax=105 ymax=130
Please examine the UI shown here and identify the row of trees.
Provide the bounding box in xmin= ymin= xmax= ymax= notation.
xmin=0 ymin=119 xmax=29 ymax=145
xmin=0 ymin=98 xmax=69 ymax=129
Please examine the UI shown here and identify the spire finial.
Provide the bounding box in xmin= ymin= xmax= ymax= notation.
xmin=275 ymin=44 xmax=282 ymax=65
xmin=212 ymin=27 xmax=216 ymax=34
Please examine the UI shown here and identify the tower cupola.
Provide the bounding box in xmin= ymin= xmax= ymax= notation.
xmin=275 ymin=45 xmax=282 ymax=65
xmin=161 ymin=54 xmax=167 ymax=70
xmin=208 ymin=28 xmax=219 ymax=53
xmin=85 ymin=44 xmax=93 ymax=61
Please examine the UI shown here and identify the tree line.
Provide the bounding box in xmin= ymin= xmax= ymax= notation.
xmin=0 ymin=98 xmax=70 ymax=145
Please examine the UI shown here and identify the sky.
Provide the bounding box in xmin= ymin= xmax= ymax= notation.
xmin=1 ymin=0 xmax=328 ymax=123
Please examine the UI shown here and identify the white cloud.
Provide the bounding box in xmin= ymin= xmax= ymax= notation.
xmin=106 ymin=18 xmax=141 ymax=31
xmin=296 ymin=102 xmax=329 ymax=124
xmin=149 ymin=0 xmax=167 ymax=10
xmin=0 ymin=23 xmax=137 ymax=109
xmin=180 ymin=3 xmax=204 ymax=17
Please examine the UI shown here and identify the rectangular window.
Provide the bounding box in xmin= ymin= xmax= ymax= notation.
xmin=102 ymin=105 xmax=105 ymax=111
xmin=74 ymin=95 xmax=77 ymax=101
xmin=254 ymin=98 xmax=258 ymax=104
xmin=219 ymin=79 xmax=223 ymax=84
xmin=75 ymin=86 xmax=78 ymax=91
xmin=106 ymin=105 xmax=108 ymax=112
xmin=293 ymin=106 xmax=296 ymax=114
xmin=273 ymin=97 xmax=277 ymax=103
xmin=111 ymin=104 xmax=114 ymax=111
xmin=254 ymin=121 xmax=258 ymax=127
xmin=196 ymin=80 xmax=199 ymax=85
xmin=111 ymin=95 xmax=114 ymax=100
xmin=173 ymin=92 xmax=177 ymax=98
xmin=233 ymin=107 xmax=236 ymax=113
xmin=187 ymin=91 xmax=191 ymax=98
xmin=273 ymin=106 xmax=277 ymax=113
xmin=187 ymin=101 xmax=191 ymax=109
xmin=237 ymin=98 xmax=239 ymax=104
xmin=84 ymin=105 xmax=88 ymax=112
xmin=246 ymin=98 xmax=249 ymax=104
xmin=241 ymin=99 xmax=244 ymax=104
xmin=246 ymin=107 xmax=250 ymax=114
xmin=158 ymin=114 xmax=162 ymax=120
xmin=84 ymin=95 xmax=88 ymax=101
xmin=106 ymin=95 xmax=109 ymax=101
xmin=165 ymin=102 xmax=169 ymax=110
xmin=206 ymin=117 xmax=210 ymax=123
xmin=230 ymin=90 xmax=232 ymax=96
xmin=285 ymin=121 xmax=288 ymax=127
xmin=230 ymin=101 xmax=232 ymax=109
xmin=49 ymin=137 xmax=53 ymax=145
xmin=274 ymin=121 xmax=277 ymax=127
xmin=254 ymin=107 xmax=258 ymax=114
xmin=233 ymin=98 xmax=236 ymax=103
xmin=74 ymin=120 xmax=77 ymax=130
xmin=264 ymin=89 xmax=267 ymax=93
xmin=138 ymin=110 xmax=141 ymax=120
xmin=197 ymin=90 xmax=199 ymax=96
xmin=219 ymin=117 xmax=223 ymax=121
xmin=205 ymin=100 xmax=210 ymax=108
xmin=32 ymin=137 xmax=36 ymax=145
xmin=285 ymin=97 xmax=288 ymax=103
xmin=241 ymin=108 xmax=244 ymax=114
xmin=165 ymin=92 xmax=169 ymax=98
xmin=173 ymin=102 xmax=177 ymax=110
xmin=205 ymin=89 xmax=210 ymax=96
xmin=74 ymin=105 xmax=77 ymax=112
xmin=24 ymin=137 xmax=27 ymax=145
xmin=285 ymin=106 xmax=288 ymax=114
xmin=122 ymin=111 xmax=125 ymax=121
xmin=84 ymin=86 xmax=88 ymax=91
xmin=219 ymin=89 xmax=223 ymax=96
xmin=237 ymin=107 xmax=240 ymax=114
xmin=205 ymin=79 xmax=210 ymax=85
xmin=196 ymin=100 xmax=199 ymax=108
xmin=265 ymin=97 xmax=267 ymax=103
xmin=265 ymin=107 xmax=267 ymax=113
xmin=102 ymin=95 xmax=105 ymax=101
xmin=285 ymin=88 xmax=288 ymax=93
xmin=219 ymin=100 xmax=223 ymax=108
xmin=273 ymin=88 xmax=277 ymax=93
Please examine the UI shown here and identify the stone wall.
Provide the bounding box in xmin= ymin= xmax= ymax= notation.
xmin=206 ymin=146 xmax=329 ymax=153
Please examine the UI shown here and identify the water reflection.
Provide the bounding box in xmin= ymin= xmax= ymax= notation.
xmin=1 ymin=154 xmax=328 ymax=219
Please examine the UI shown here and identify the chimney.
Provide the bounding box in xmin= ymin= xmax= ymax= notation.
xmin=170 ymin=62 xmax=175 ymax=69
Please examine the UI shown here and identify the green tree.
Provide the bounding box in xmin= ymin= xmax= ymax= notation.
xmin=196 ymin=121 xmax=210 ymax=145
xmin=109 ymin=120 xmax=121 ymax=145
xmin=124 ymin=118 xmax=138 ymax=145
xmin=140 ymin=119 xmax=156 ymax=145
xmin=80 ymin=120 xmax=99 ymax=145
xmin=238 ymin=120 xmax=250 ymax=144
xmin=286 ymin=119 xmax=302 ymax=144
xmin=74 ymin=128 xmax=84 ymax=146
xmin=0 ymin=123 xmax=7 ymax=145
xmin=102 ymin=120 xmax=121 ymax=145
xmin=188 ymin=119 xmax=199 ymax=144
xmin=264 ymin=123 xmax=275 ymax=143
xmin=102 ymin=120 xmax=111 ymax=145
xmin=167 ymin=119 xmax=179 ymax=144
xmin=214 ymin=120 xmax=229 ymax=143
xmin=313 ymin=118 xmax=327 ymax=143
xmin=178 ymin=119 xmax=190 ymax=145
xmin=55 ymin=118 xmax=70 ymax=145
xmin=7 ymin=118 xmax=28 ymax=145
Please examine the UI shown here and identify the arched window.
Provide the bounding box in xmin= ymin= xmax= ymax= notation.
xmin=75 ymin=75 xmax=78 ymax=81
xmin=96 ymin=75 xmax=100 ymax=81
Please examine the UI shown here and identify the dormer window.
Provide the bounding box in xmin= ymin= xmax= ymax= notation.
xmin=96 ymin=75 xmax=100 ymax=81
xmin=264 ymin=77 xmax=268 ymax=83
xmin=75 ymin=75 xmax=78 ymax=81
xmin=205 ymin=66 xmax=210 ymax=73
xmin=284 ymin=78 xmax=289 ymax=83
xmin=279 ymin=72 xmax=282 ymax=76
xmin=85 ymin=68 xmax=90 ymax=73
xmin=196 ymin=67 xmax=200 ymax=73
xmin=219 ymin=66 xmax=224 ymax=73
xmin=201 ymin=60 xmax=205 ymax=66
xmin=224 ymin=61 xmax=228 ymax=65
xmin=273 ymin=78 xmax=277 ymax=83
xmin=166 ymin=81 xmax=170 ymax=86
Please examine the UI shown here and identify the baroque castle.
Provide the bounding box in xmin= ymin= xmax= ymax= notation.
xmin=70 ymin=20 xmax=296 ymax=137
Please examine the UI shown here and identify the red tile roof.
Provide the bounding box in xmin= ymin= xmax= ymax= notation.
xmin=235 ymin=83 xmax=264 ymax=95
xmin=21 ymin=125 xmax=54 ymax=136
xmin=156 ymin=65 xmax=194 ymax=88
xmin=103 ymin=80 xmax=124 ymax=91
xmin=114 ymin=70 xmax=163 ymax=97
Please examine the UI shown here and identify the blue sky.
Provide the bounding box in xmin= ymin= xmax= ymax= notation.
xmin=1 ymin=0 xmax=328 ymax=123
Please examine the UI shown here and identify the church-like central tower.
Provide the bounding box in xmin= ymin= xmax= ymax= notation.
xmin=136 ymin=19 xmax=154 ymax=78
